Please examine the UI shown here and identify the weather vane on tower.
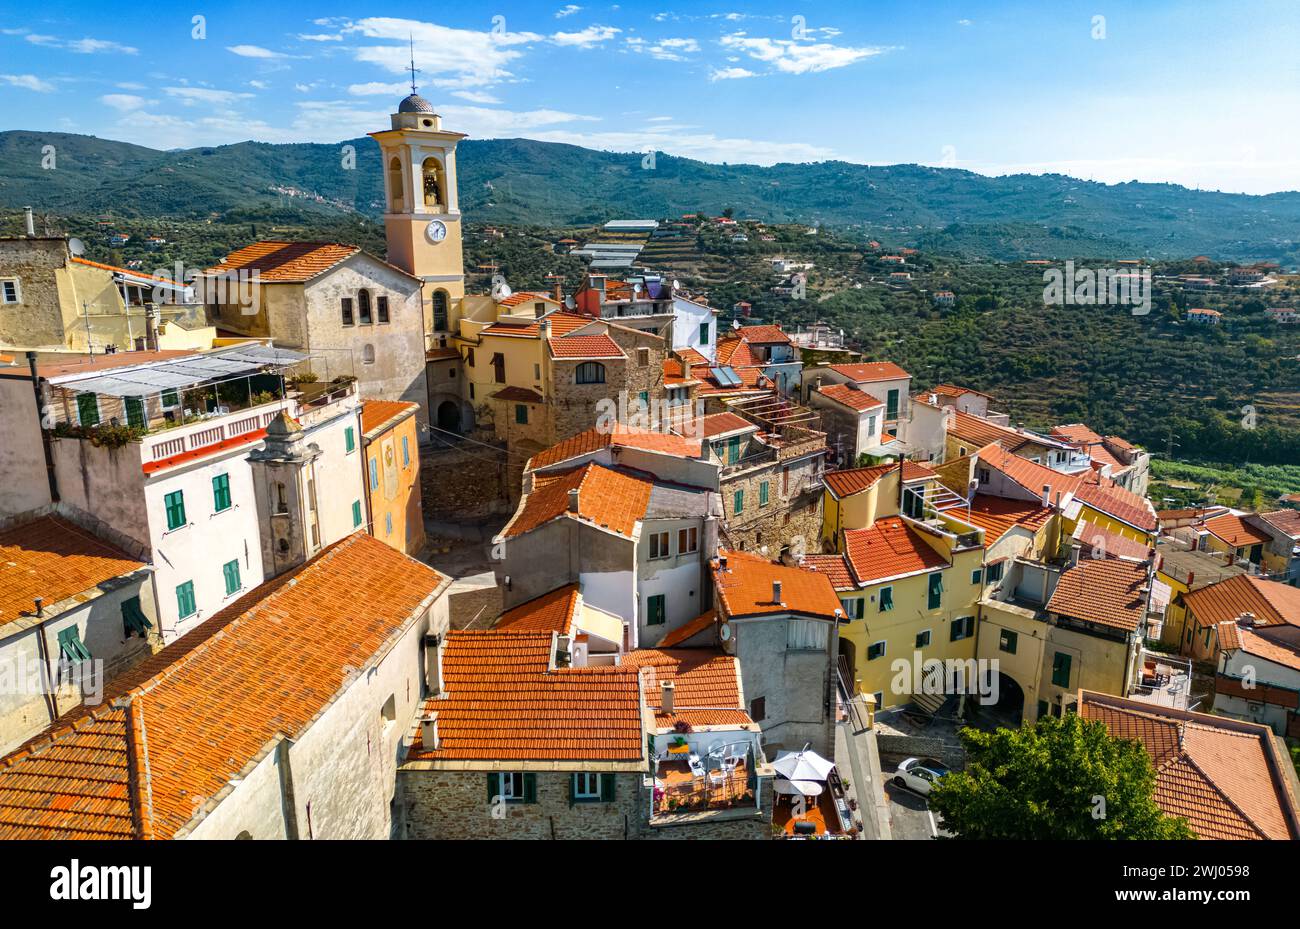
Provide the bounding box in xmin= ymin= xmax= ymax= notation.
xmin=408 ymin=34 xmax=420 ymax=94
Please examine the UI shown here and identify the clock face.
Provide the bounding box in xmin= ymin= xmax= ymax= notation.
xmin=425 ymin=220 xmax=447 ymax=243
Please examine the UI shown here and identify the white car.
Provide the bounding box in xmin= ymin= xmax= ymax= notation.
xmin=893 ymin=757 xmax=951 ymax=796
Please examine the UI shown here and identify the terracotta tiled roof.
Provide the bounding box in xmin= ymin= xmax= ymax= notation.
xmin=548 ymin=334 xmax=625 ymax=359
xmin=700 ymin=412 xmax=755 ymax=438
xmin=203 ymin=241 xmax=364 ymax=282
xmin=0 ymin=516 xmax=145 ymax=630
xmin=960 ymin=494 xmax=1052 ymax=542
xmin=676 ymin=347 xmax=709 ymax=366
xmin=480 ymin=311 xmax=591 ymax=339
xmin=1079 ymin=691 xmax=1299 ymax=840
xmin=732 ymin=324 xmax=790 ymax=344
xmin=491 ymin=386 xmax=544 ymax=404
xmin=1073 ymin=523 xmax=1154 ymax=562
xmin=69 ymin=256 xmax=181 ymax=285
xmin=931 ymin=383 xmax=991 ymax=400
xmin=1073 ymin=481 xmax=1158 ymax=533
xmin=828 ymin=361 xmax=910 ymax=383
xmin=801 ymin=554 xmax=855 ymax=590
xmin=425 ymin=347 xmax=459 ymax=361
xmin=1184 ymin=575 xmax=1300 ymax=629
xmin=527 ymin=425 xmax=702 ymax=471
xmin=404 ymin=630 xmax=644 ymax=762
xmin=1052 ymin=423 xmax=1105 ymax=445
xmin=497 ymin=291 xmax=558 ymax=308
xmin=1203 ymin=513 xmax=1272 ymax=548
xmin=622 ymin=648 xmax=751 ymax=728
xmin=503 ymin=463 xmax=653 ymax=540
xmin=823 ymin=461 xmax=936 ymax=498
xmin=1224 ymin=624 xmax=1300 ymax=672
xmin=495 ymin=585 xmax=581 ymax=634
xmin=360 ymin=399 xmax=418 ymax=437
xmin=1046 ymin=558 xmax=1149 ymax=632
xmin=715 ymin=336 xmax=757 ymax=368
xmin=949 ymin=410 xmax=1027 ymax=449
xmin=1255 ymin=509 xmax=1300 ymax=538
xmin=842 ymin=517 xmax=949 ymax=585
xmin=713 ymin=550 xmax=842 ymax=620
xmin=35 ymin=349 xmax=194 ymax=379
xmin=817 ymin=383 xmax=884 ymax=412
xmin=0 ymin=532 xmax=446 ymax=839
xmin=657 ymin=610 xmax=717 ymax=648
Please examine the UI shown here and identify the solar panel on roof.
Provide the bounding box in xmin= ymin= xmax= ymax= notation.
xmin=710 ymin=366 xmax=742 ymax=388
xmin=52 ymin=345 xmax=308 ymax=396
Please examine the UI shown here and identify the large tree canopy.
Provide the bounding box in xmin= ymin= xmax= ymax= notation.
xmin=928 ymin=714 xmax=1195 ymax=840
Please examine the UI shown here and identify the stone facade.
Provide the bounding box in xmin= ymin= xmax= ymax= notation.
xmin=720 ymin=436 xmax=826 ymax=557
xmin=418 ymin=443 xmax=518 ymax=520
xmin=0 ymin=237 xmax=69 ymax=349
xmin=548 ymin=355 xmax=630 ymax=442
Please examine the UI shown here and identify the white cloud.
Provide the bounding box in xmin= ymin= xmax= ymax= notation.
xmin=298 ymin=33 xmax=343 ymax=41
xmin=452 ymin=90 xmax=501 ymax=104
xmin=0 ymin=73 xmax=55 ymax=92
xmin=555 ymin=4 xmax=582 ymax=17
xmin=709 ymin=67 xmax=756 ymax=81
xmin=163 ymin=86 xmax=255 ymax=106
xmin=957 ymin=19 xmax=973 ymax=27
xmin=101 ymin=93 xmax=151 ymax=111
xmin=248 ymin=80 xmax=270 ymax=90
xmin=551 ymin=25 xmax=620 ymax=48
xmin=116 ymin=81 xmax=146 ymax=90
xmin=348 ymin=81 xmax=410 ymax=97
xmin=719 ymin=33 xmax=890 ymax=74
xmin=24 ymin=33 xmax=137 ymax=54
xmin=226 ymin=44 xmax=296 ymax=59
xmin=626 ymin=36 xmax=700 ymax=61
xmin=346 ymin=17 xmax=542 ymax=91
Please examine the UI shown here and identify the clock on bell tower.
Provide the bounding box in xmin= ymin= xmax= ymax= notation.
xmin=369 ymin=84 xmax=466 ymax=336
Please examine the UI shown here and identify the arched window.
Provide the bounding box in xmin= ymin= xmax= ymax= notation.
xmin=362 ymin=344 xmax=376 ymax=365
xmin=388 ymin=157 xmax=404 ymax=212
xmin=422 ymin=157 xmax=445 ymax=210
xmin=575 ymin=362 xmax=606 ymax=385
xmin=357 ymin=289 xmax=373 ymax=325
xmin=432 ymin=290 xmax=449 ymax=332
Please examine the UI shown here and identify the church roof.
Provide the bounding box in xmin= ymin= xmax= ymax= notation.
xmin=398 ymin=93 xmax=435 ymax=114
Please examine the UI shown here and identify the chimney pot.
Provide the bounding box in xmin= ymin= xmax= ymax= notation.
xmin=567 ymin=488 xmax=580 ymax=513
xmin=421 ymin=712 xmax=440 ymax=751
xmin=1042 ymin=484 xmax=1051 ymax=508
xmin=660 ymin=680 xmax=675 ymax=714
xmin=34 ymin=596 xmax=43 ymax=617
xmin=773 ymin=579 xmax=783 ymax=603
xmin=24 ymin=207 xmax=35 ymax=237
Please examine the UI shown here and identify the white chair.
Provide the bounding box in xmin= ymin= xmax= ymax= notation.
xmin=688 ymin=753 xmax=706 ymax=778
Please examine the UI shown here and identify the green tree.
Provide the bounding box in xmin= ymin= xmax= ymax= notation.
xmin=928 ymin=714 xmax=1195 ymax=839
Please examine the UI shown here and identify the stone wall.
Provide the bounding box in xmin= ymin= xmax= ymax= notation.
xmin=549 ymin=357 xmax=629 ymax=441
xmin=418 ymin=442 xmax=516 ymax=521
xmin=0 ymin=237 xmax=67 ymax=349
xmin=721 ymin=463 xmax=823 ymax=557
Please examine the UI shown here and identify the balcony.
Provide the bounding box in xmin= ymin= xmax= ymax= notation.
xmin=648 ymin=734 xmax=766 ymax=823
xmin=1127 ymin=649 xmax=1193 ymax=710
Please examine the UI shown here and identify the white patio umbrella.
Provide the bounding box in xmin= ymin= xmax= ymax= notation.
xmin=773 ymin=747 xmax=836 ymax=783
xmin=773 ymin=777 xmax=824 ymax=797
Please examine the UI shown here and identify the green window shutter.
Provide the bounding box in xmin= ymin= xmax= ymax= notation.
xmin=515 ymin=404 xmax=528 ymax=424
xmin=121 ymin=596 xmax=152 ymax=637
xmin=76 ymin=393 xmax=99 ymax=427
xmin=523 ymin=773 xmax=537 ymax=804
xmin=600 ymin=772 xmax=616 ymax=802
xmin=928 ymin=573 xmax=943 ymax=610
xmin=223 ymin=559 xmax=241 ymax=596
xmin=971 ymin=568 xmax=982 ymax=585
xmin=699 ymin=322 xmax=709 ymax=345
xmin=176 ymin=581 xmax=196 ymax=619
xmin=760 ymin=481 xmax=769 ymax=507
xmin=125 ymin=396 xmax=146 ymax=430
xmin=161 ymin=388 xmax=179 ymax=408
xmin=345 ymin=426 xmax=356 ymax=453
xmin=164 ymin=490 xmax=186 ymax=531
xmin=402 ymin=435 xmax=410 ymax=467
xmin=886 ymin=389 xmax=899 ymax=420
xmin=648 ymin=594 xmax=666 ymax=626
xmin=733 ymin=490 xmax=744 ymax=515
xmin=57 ymin=626 xmax=92 ymax=662
xmin=879 ymin=586 xmax=893 ymax=611
xmin=727 ymin=435 xmax=740 ymax=464
xmin=352 ymin=500 xmax=363 ymax=528
xmin=1052 ymin=652 xmax=1072 ymax=688
xmin=212 ymin=474 xmax=231 ymax=512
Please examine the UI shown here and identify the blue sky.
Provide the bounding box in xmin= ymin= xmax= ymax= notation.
xmin=2 ymin=0 xmax=1298 ymax=193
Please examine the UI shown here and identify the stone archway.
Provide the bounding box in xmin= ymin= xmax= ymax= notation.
xmin=437 ymin=399 xmax=461 ymax=435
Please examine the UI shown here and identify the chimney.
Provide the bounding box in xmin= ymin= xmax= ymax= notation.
xmin=424 ymin=633 xmax=444 ymax=695
xmin=660 ymin=680 xmax=675 ymax=714
xmin=567 ymin=488 xmax=580 ymax=513
xmin=719 ymin=554 xmax=728 ymax=571
xmin=24 ymin=207 xmax=35 ymax=237
xmin=420 ymin=712 xmax=440 ymax=751
xmin=1041 ymin=484 xmax=1051 ymax=508
xmin=34 ymin=596 xmax=43 ymax=618
xmin=1186 ymin=570 xmax=1195 ymax=588
xmin=144 ymin=305 xmax=160 ymax=352
xmin=589 ymin=274 xmax=606 ymax=295
xmin=772 ymin=579 xmax=783 ymax=604
xmin=1069 ymin=543 xmax=1082 ymax=567
xmin=553 ymin=277 xmax=563 ymax=303
xmin=1240 ymin=611 xmax=1256 ymax=627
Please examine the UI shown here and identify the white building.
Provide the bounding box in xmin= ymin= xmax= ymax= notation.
xmin=1214 ymin=619 xmax=1300 ymax=736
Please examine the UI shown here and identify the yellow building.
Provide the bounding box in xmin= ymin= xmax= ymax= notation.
xmin=820 ymin=460 xmax=949 ymax=549
xmin=360 ymin=399 xmax=426 ymax=557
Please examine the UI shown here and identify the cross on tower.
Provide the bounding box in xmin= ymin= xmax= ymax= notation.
xmin=407 ymin=34 xmax=420 ymax=94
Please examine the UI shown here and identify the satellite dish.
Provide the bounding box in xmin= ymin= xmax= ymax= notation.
xmin=633 ymin=282 xmax=642 ymax=295
xmin=672 ymin=279 xmax=681 ymax=290
xmin=564 ymin=295 xmax=576 ymax=309
xmin=68 ymin=238 xmax=86 ymax=256
xmin=490 ymin=274 xmax=512 ymax=300
xmin=718 ymin=623 xmax=732 ymax=642
xmin=732 ymin=319 xmax=740 ymax=330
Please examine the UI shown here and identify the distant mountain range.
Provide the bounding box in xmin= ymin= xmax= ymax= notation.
xmin=2 ymin=129 xmax=1298 ymax=263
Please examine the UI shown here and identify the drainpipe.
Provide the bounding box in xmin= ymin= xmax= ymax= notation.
xmin=31 ymin=604 xmax=61 ymax=726
xmin=27 ymin=351 xmax=59 ymax=504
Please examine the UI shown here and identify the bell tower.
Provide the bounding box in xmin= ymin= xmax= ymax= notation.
xmin=369 ymin=60 xmax=466 ymax=338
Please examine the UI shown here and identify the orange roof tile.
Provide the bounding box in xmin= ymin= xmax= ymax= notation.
xmin=1225 ymin=624 xmax=1300 ymax=672
xmin=700 ymin=412 xmax=755 ymax=438
xmin=1203 ymin=513 xmax=1273 ymax=548
xmin=801 ymin=554 xmax=855 ymax=590
xmin=491 ymin=385 xmax=544 ymax=404
xmin=360 ymin=399 xmax=418 ymax=437
xmin=497 ymin=291 xmax=558 ymax=308
xmin=548 ymin=334 xmax=625 ymax=359
xmin=958 ymin=494 xmax=1052 ymax=542
xmin=495 ymin=585 xmax=581 ymax=634
xmin=676 ymin=347 xmax=709 ymax=366
xmin=480 ymin=311 xmax=591 ymax=339
xmin=1073 ymin=523 xmax=1154 ymax=562
xmin=0 ymin=516 xmax=144 ymax=630
xmin=621 ymin=648 xmax=752 ymax=729
xmin=1184 ymin=574 xmax=1300 ymax=630
xmin=1073 ymin=481 xmax=1158 ymax=533
xmin=528 ymin=425 xmax=702 ymax=471
xmin=817 ymin=383 xmax=884 ymax=412
xmin=823 ymin=461 xmax=936 ymax=499
xmin=657 ymin=610 xmax=717 ymax=648
xmin=503 ymin=463 xmax=653 ymax=540
xmin=69 ymin=256 xmax=181 ymax=285
xmin=404 ymin=630 xmax=644 ymax=762
xmin=1080 ymin=691 xmax=1299 ymax=840
xmin=1255 ymin=509 xmax=1300 ymax=538
xmin=713 ymin=550 xmax=842 ymax=620
xmin=1046 ymin=558 xmax=1149 ymax=632
xmin=0 ymin=532 xmax=446 ymax=839
xmin=203 ymin=241 xmax=365 ymax=282
xmin=1051 ymin=423 xmax=1106 ymax=445
xmin=732 ymin=324 xmax=790 ymax=344
xmin=828 ymin=361 xmax=910 ymax=383
xmin=949 ymin=409 xmax=1029 ymax=449
xmin=842 ymin=517 xmax=949 ymax=585
xmin=35 ymin=349 xmax=193 ymax=379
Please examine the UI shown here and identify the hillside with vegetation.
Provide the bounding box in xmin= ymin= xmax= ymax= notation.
xmin=4 ymin=130 xmax=1300 ymax=263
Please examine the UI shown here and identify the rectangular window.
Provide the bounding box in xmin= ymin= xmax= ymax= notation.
xmin=466 ymin=347 xmax=475 ymax=367
xmin=492 ymin=353 xmax=506 ymax=384
xmin=986 ymin=561 xmax=1005 ymax=583
xmin=867 ymin=414 xmax=877 ymax=436
xmin=57 ymin=626 xmax=92 ymax=663
xmin=649 ymin=531 xmax=670 ymax=559
xmin=121 ymin=596 xmax=152 ymax=638
xmin=915 ymin=629 xmax=931 ymax=648
xmin=1051 ymin=652 xmax=1072 ymax=688
xmin=515 ymin=404 xmax=528 ymax=425
xmin=125 ymin=396 xmax=146 ymax=430
xmin=727 ymin=435 xmax=740 ymax=464
xmin=222 ymin=559 xmax=241 ymax=596
xmin=878 ymin=586 xmax=894 ymax=612
xmin=733 ymin=490 xmax=744 ymax=515
xmin=402 ymin=435 xmax=410 ymax=467
xmin=839 ymin=597 xmax=863 ymax=619
xmin=971 ymin=568 xmax=983 ymax=585
xmin=750 ymin=696 xmax=766 ymax=722
xmin=0 ymin=278 xmax=20 ymax=304
xmin=677 ymin=526 xmax=698 ymax=554
xmin=637 ymin=347 xmax=650 ymax=367
xmin=490 ymin=772 xmax=536 ymax=804
xmin=175 ymin=581 xmax=197 ymax=620
xmin=164 ymin=490 xmax=186 ymax=530
xmin=377 ymin=295 xmax=389 ymax=323
xmin=867 ymin=640 xmax=887 ymax=661
xmin=927 ymin=572 xmax=944 ymax=610
xmin=369 ymin=458 xmax=379 ymax=492
xmin=341 ymin=297 xmax=354 ymax=326
xmin=1037 ymin=700 xmax=1049 ymax=720
xmin=886 ymin=388 xmax=899 ymax=420
xmin=699 ymin=321 xmax=710 ymax=345
xmin=647 ymin=594 xmax=666 ymax=626
xmin=345 ymin=426 xmax=356 ymax=453
xmin=76 ymin=393 xmax=100 ymax=427
xmin=352 ymin=500 xmax=362 ymax=528
xmin=787 ymin=622 xmax=829 ymax=650
xmin=358 ymin=292 xmax=373 ymax=325
xmin=759 ymin=481 xmax=770 ymax=507
xmin=161 ymin=388 xmax=180 ymax=409
xmin=212 ymin=474 xmax=232 ymax=512
xmin=950 ymin=615 xmax=974 ymax=642
xmin=571 ymin=772 xmax=607 ymax=802
xmin=999 ymin=629 xmax=1018 ymax=654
